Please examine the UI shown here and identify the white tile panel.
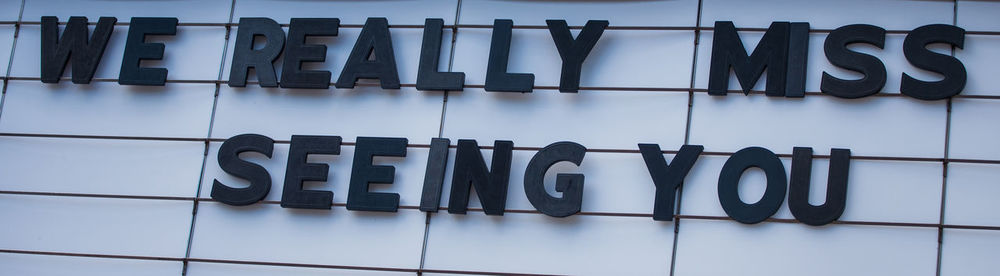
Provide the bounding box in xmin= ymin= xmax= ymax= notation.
xmin=949 ymin=98 xmax=1000 ymax=160
xmin=0 ymin=25 xmax=15 ymax=75
xmin=189 ymin=203 xmax=426 ymax=269
xmin=22 ymin=0 xmax=233 ymax=23
xmin=210 ymin=86 xmax=443 ymax=142
xmin=232 ymin=0 xmax=458 ymax=25
xmin=674 ymin=220 xmax=938 ymax=276
xmin=187 ymin=262 xmax=412 ymax=276
xmin=441 ymin=88 xmax=689 ymax=150
xmin=952 ymin=35 xmax=998 ymax=96
xmin=459 ymin=0 xmax=699 ymax=26
xmin=0 ymin=253 xmax=182 ymax=276
xmin=11 ymin=25 xmax=227 ymax=81
xmin=815 ymin=159 xmax=941 ymax=223
xmin=944 ymin=163 xmax=1000 ymax=227
xmin=687 ymin=93 xmax=946 ymax=158
xmin=0 ymin=0 xmax=22 ymax=22
xmin=939 ymin=229 xmax=1000 ymax=276
xmin=700 ymin=0 xmax=953 ymax=30
xmin=0 ymin=137 xmax=203 ymax=197
xmin=422 ymin=212 xmax=674 ymax=275
xmin=0 ymin=81 xmax=215 ymax=138
xmin=451 ymin=28 xmax=694 ymax=89
xmin=957 ymin=0 xmax=1000 ymax=32
xmin=0 ymin=195 xmax=192 ymax=257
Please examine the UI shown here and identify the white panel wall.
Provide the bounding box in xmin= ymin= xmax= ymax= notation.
xmin=21 ymin=0 xmax=233 ymax=23
xmin=0 ymin=82 xmax=215 ymax=137
xmin=189 ymin=203 xmax=427 ymax=269
xmin=0 ymin=0 xmax=997 ymax=275
xmin=0 ymin=195 xmax=192 ymax=257
xmin=0 ymin=137 xmax=203 ymax=197
xmin=423 ymin=212 xmax=675 ymax=275
xmin=699 ymin=0 xmax=953 ymax=30
xmin=441 ymin=89 xmax=689 ymax=149
xmin=0 ymin=253 xmax=182 ymax=276
xmin=674 ymin=220 xmax=939 ymax=276
xmin=451 ymin=29 xmax=694 ymax=89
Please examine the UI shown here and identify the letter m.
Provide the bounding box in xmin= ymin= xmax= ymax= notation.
xmin=708 ymin=21 xmax=809 ymax=97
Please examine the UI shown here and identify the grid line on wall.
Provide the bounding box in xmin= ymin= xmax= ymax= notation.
xmin=4 ymin=188 xmax=998 ymax=232
xmin=179 ymin=0 xmax=238 ymax=274
xmin=2 ymin=200 xmax=998 ymax=275
xmin=419 ymin=0 xmax=464 ymax=274
xmin=0 ymin=198 xmax=996 ymax=274
xmin=0 ymin=0 xmax=25 ymax=124
xmin=0 ymin=248 xmax=569 ymax=276
xmin=672 ymin=0 xmax=705 ymax=274
xmin=935 ymin=2 xmax=959 ymax=275
xmin=2 ymin=132 xmax=998 ymax=164
xmin=5 ymin=77 xmax=999 ymax=100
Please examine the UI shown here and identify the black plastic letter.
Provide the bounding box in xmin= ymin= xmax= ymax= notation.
xmin=448 ymin=140 xmax=513 ymax=215
xmin=546 ymin=19 xmax=608 ymax=93
xmin=119 ymin=17 xmax=177 ymax=86
xmin=789 ymin=147 xmax=851 ymax=226
xmin=785 ymin=22 xmax=810 ymax=98
xmin=709 ymin=21 xmax=790 ymax=96
xmin=280 ymin=18 xmax=338 ymax=89
xmin=524 ymin=141 xmax=586 ymax=217
xmin=211 ymin=134 xmax=275 ymax=206
xmin=281 ymin=135 xmax=340 ymax=209
xmin=718 ymin=147 xmax=787 ymax=224
xmin=484 ymin=19 xmax=534 ymax=93
xmin=821 ymin=24 xmax=887 ymax=99
xmin=419 ymin=138 xmax=451 ymax=212
xmin=336 ymin=17 xmax=400 ymax=89
xmin=40 ymin=16 xmax=116 ymax=84
xmin=901 ymin=24 xmax=966 ymax=100
xmin=229 ymin=17 xmax=285 ymax=87
xmin=639 ymin=144 xmax=704 ymax=221
xmin=347 ymin=137 xmax=407 ymax=212
xmin=416 ymin=19 xmax=463 ymax=91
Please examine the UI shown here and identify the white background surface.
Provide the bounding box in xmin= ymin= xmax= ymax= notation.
xmin=0 ymin=0 xmax=997 ymax=275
